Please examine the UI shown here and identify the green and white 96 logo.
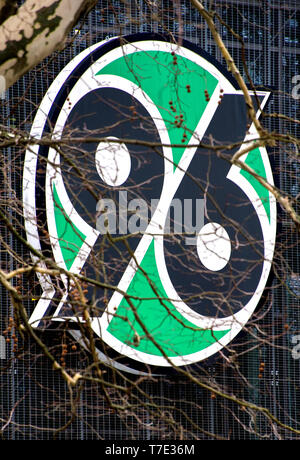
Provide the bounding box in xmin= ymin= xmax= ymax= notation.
xmin=23 ymin=34 xmax=276 ymax=372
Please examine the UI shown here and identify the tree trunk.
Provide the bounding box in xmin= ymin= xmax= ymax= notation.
xmin=0 ymin=0 xmax=97 ymax=91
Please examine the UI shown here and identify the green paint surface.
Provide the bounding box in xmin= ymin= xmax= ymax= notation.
xmin=53 ymin=184 xmax=86 ymax=270
xmin=97 ymin=50 xmax=218 ymax=168
xmin=97 ymin=50 xmax=270 ymax=219
xmin=99 ymin=49 xmax=230 ymax=356
xmin=240 ymin=147 xmax=270 ymax=221
xmin=107 ymin=241 xmax=230 ymax=357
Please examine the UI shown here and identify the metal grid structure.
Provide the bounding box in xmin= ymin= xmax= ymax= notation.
xmin=0 ymin=0 xmax=299 ymax=440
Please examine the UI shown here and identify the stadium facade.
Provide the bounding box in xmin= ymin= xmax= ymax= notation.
xmin=0 ymin=0 xmax=300 ymax=440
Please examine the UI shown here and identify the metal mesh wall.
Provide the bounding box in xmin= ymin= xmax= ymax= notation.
xmin=0 ymin=0 xmax=299 ymax=440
